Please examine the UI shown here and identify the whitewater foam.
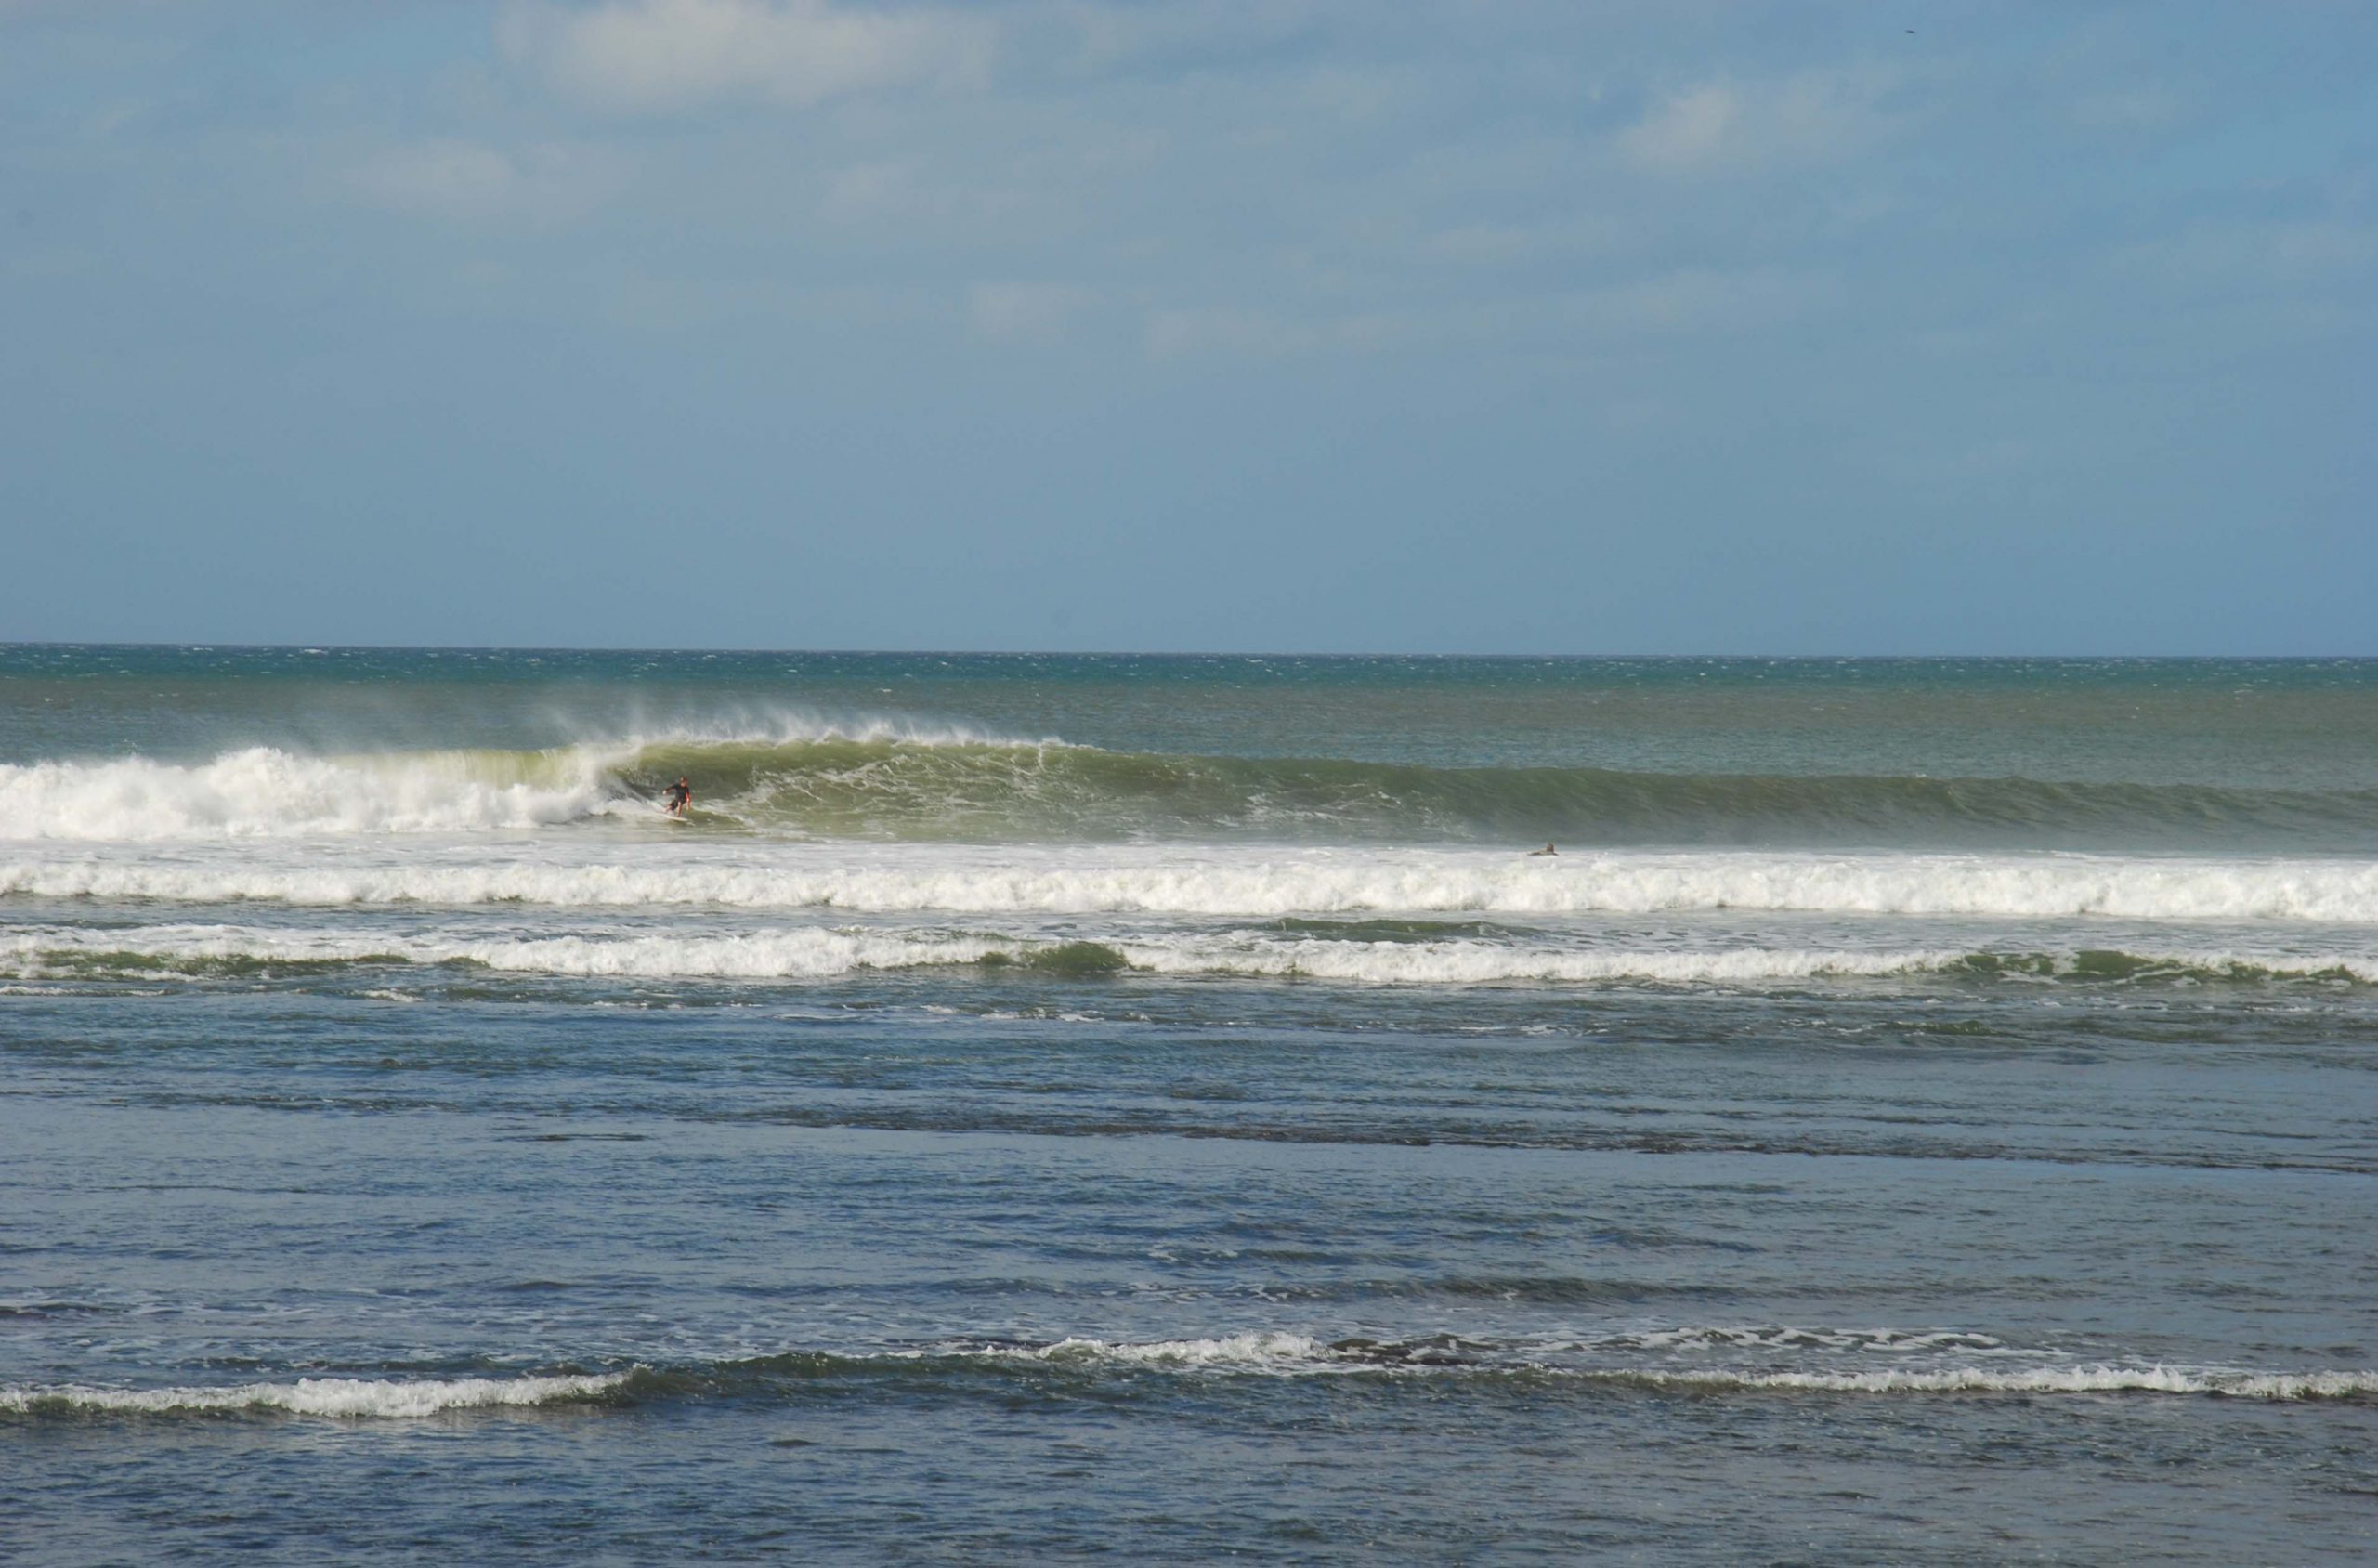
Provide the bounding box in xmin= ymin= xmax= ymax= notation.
xmin=1622 ymin=1365 xmax=2378 ymax=1399
xmin=9 ymin=847 xmax=2378 ymax=923
xmin=0 ymin=1371 xmax=629 ymax=1418
xmin=907 ymin=1338 xmax=2378 ymax=1399
xmin=0 ymin=722 xmax=1065 ymax=843
xmin=7 ymin=922 xmax=2372 ymax=987
xmin=0 ymin=747 xmax=615 ymax=841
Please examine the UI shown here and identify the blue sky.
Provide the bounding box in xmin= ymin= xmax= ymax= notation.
xmin=2 ymin=0 xmax=2371 ymax=652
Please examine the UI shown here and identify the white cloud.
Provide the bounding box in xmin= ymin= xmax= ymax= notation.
xmin=499 ymin=0 xmax=992 ymax=114
xmin=347 ymin=139 xmax=623 ymax=223
xmin=1622 ymin=83 xmax=1738 ymax=173
xmin=1621 ymin=70 xmax=1894 ymax=176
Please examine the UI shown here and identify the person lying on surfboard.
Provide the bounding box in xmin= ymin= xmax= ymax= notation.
xmin=662 ymin=777 xmax=693 ymax=817
xmin=1528 ymin=843 xmax=1557 ymax=856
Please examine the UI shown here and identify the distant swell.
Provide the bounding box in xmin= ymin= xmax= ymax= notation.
xmin=5 ymin=728 xmax=2376 ymax=848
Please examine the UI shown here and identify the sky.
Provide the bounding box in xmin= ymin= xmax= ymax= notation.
xmin=1 ymin=0 xmax=2372 ymax=654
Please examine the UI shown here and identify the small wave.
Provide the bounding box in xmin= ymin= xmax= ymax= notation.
xmin=1613 ymin=1366 xmax=2378 ymax=1399
xmin=15 ymin=1349 xmax=2365 ymax=1416
xmin=0 ymin=1371 xmax=629 ymax=1418
xmin=1606 ymin=1326 xmax=2011 ymax=1354
xmin=918 ymin=1340 xmax=2378 ymax=1400
xmin=786 ymin=1338 xmax=2378 ymax=1401
xmin=975 ymin=1333 xmax=1337 ymax=1368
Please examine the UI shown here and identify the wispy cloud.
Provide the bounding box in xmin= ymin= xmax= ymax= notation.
xmin=2110 ymin=217 xmax=2378 ymax=292
xmin=1143 ymin=306 xmax=1412 ymax=360
xmin=1621 ymin=69 xmax=1897 ymax=176
xmin=346 ymin=139 xmax=625 ymax=223
xmin=967 ymin=281 xmax=1089 ymax=345
xmin=499 ymin=0 xmax=992 ymax=114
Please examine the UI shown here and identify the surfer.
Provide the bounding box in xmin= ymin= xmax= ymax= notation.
xmin=1528 ymin=843 xmax=1557 ymax=856
xmin=662 ymin=777 xmax=693 ymax=817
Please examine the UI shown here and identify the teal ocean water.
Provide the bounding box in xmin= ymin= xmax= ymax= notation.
xmin=4 ymin=648 xmax=2375 ymax=1561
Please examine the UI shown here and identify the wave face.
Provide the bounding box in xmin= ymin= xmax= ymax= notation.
xmin=7 ymin=729 xmax=2378 ymax=847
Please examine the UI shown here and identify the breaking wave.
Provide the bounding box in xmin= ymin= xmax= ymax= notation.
xmin=7 ymin=924 xmax=2374 ymax=987
xmin=20 ymin=1343 xmax=2361 ymax=1421
xmin=6 ymin=726 xmax=2378 ymax=847
xmin=14 ymin=1330 xmax=2371 ymax=1423
xmin=8 ymin=849 xmax=2378 ymax=922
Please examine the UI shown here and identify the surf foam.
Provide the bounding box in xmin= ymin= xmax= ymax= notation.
xmin=0 ymin=1370 xmax=629 ymax=1418
xmin=9 ymin=848 xmax=2378 ymax=923
xmin=7 ymin=923 xmax=2374 ymax=987
xmin=1618 ymin=1365 xmax=2378 ymax=1399
xmin=0 ymin=747 xmax=614 ymax=840
xmin=907 ymin=1339 xmax=2378 ymax=1399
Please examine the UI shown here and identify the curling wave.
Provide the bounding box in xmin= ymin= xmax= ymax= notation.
xmin=7 ymin=727 xmax=2378 ymax=847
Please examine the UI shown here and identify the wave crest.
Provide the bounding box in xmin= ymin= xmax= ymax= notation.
xmin=7 ymin=726 xmax=2377 ymax=847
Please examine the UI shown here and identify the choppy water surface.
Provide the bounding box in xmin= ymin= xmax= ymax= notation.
xmin=4 ymin=649 xmax=2374 ymax=1562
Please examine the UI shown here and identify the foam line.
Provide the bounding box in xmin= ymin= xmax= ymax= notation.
xmin=919 ymin=1339 xmax=2378 ymax=1398
xmin=0 ymin=1371 xmax=629 ymax=1418
xmin=1619 ymin=1365 xmax=2378 ymax=1398
xmin=8 ymin=850 xmax=2378 ymax=922
xmin=6 ymin=923 xmax=2373 ymax=987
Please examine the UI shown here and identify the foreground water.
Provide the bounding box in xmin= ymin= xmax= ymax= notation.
xmin=3 ymin=649 xmax=2374 ymax=1561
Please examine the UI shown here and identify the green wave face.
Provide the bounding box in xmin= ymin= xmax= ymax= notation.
xmin=617 ymin=738 xmax=2378 ymax=849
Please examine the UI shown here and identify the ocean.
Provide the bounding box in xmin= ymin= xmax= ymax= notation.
xmin=3 ymin=647 xmax=2373 ymax=1562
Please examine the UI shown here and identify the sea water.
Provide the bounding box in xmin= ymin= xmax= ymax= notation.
xmin=2 ymin=648 xmax=2373 ymax=1562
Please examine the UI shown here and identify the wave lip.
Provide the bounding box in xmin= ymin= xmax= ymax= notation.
xmin=0 ymin=1370 xmax=630 ymax=1418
